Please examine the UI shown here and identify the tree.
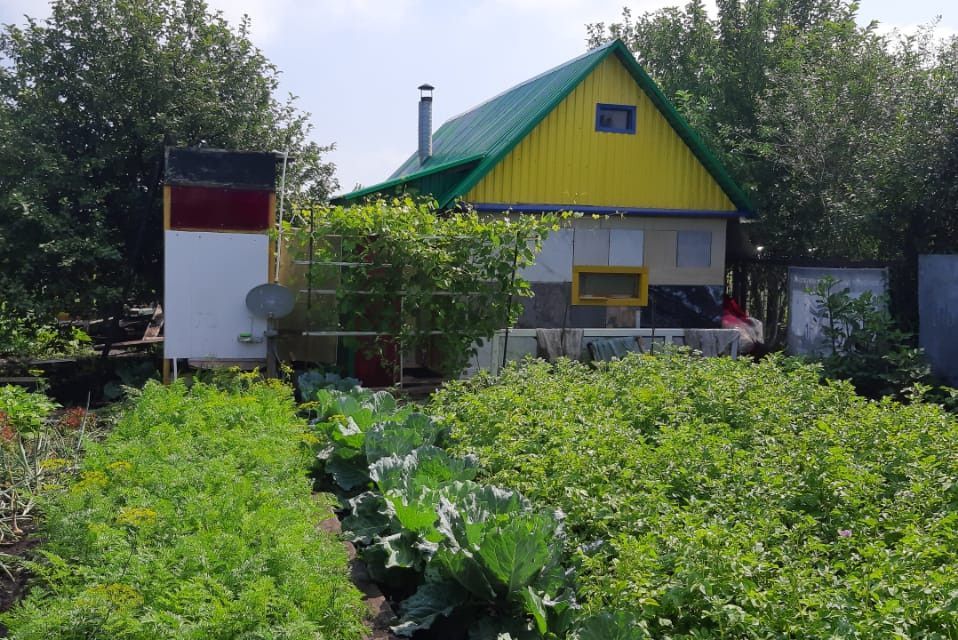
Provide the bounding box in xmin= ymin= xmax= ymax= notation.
xmin=0 ymin=0 xmax=336 ymax=317
xmin=588 ymin=1 xmax=958 ymax=334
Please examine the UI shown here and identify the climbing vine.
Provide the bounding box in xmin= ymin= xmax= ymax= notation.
xmin=292 ymin=198 xmax=565 ymax=375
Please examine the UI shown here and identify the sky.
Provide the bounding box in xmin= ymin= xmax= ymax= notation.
xmin=2 ymin=0 xmax=956 ymax=195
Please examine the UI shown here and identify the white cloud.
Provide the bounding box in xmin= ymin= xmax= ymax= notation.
xmin=873 ymin=21 xmax=957 ymax=43
xmin=206 ymin=0 xmax=420 ymax=45
xmin=484 ymin=0 xmax=717 ymax=24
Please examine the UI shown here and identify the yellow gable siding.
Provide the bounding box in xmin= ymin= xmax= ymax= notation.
xmin=466 ymin=56 xmax=737 ymax=211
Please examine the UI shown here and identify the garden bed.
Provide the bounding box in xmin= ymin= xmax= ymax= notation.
xmin=1 ymin=379 xmax=367 ymax=639
xmin=304 ymin=381 xmax=633 ymax=638
xmin=432 ymin=352 xmax=958 ymax=637
xmin=0 ymin=386 xmax=101 ymax=631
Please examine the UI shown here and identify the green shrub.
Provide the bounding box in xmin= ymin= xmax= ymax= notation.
xmin=0 ymin=384 xmax=58 ymax=434
xmin=3 ymin=380 xmax=366 ymax=640
xmin=0 ymin=302 xmax=92 ymax=361
xmin=808 ymin=276 xmax=931 ymax=398
xmin=432 ymin=353 xmax=958 ymax=638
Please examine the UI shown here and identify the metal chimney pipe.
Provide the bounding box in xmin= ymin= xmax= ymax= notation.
xmin=418 ymin=84 xmax=434 ymax=164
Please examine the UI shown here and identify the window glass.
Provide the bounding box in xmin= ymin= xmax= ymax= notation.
xmin=579 ymin=272 xmax=639 ymax=299
xmin=600 ymin=109 xmax=629 ymax=130
xmin=595 ymin=104 xmax=636 ymax=134
xmin=676 ymin=230 xmax=712 ymax=268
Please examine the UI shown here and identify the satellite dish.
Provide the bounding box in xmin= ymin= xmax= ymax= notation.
xmin=245 ymin=283 xmax=295 ymax=319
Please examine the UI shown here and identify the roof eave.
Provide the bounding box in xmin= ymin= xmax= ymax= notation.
xmin=332 ymin=154 xmax=485 ymax=204
xmin=469 ymin=202 xmax=750 ymax=218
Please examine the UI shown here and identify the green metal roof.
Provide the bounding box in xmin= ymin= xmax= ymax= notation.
xmin=337 ymin=40 xmax=754 ymax=214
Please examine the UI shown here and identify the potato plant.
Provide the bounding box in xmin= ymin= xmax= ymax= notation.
xmin=432 ymin=353 xmax=958 ymax=638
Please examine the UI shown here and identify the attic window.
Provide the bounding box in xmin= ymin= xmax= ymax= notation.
xmin=595 ymin=103 xmax=636 ymax=134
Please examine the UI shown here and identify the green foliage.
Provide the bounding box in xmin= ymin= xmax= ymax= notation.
xmin=808 ymin=276 xmax=930 ymax=397
xmin=293 ymin=198 xmax=564 ymax=375
xmin=588 ymin=2 xmax=958 ymax=328
xmin=0 ymin=303 xmax=92 ymax=360
xmin=3 ymin=380 xmax=366 ymax=639
xmin=0 ymin=0 xmax=337 ymax=316
xmin=0 ymin=385 xmax=58 ymax=435
xmin=102 ymin=360 xmax=161 ymax=402
xmin=311 ymin=386 xmax=415 ymax=490
xmin=0 ymin=388 xmax=94 ymax=551
xmin=308 ymin=385 xmax=575 ymax=637
xmin=570 ymin=611 xmax=646 ymax=640
xmin=297 ymin=370 xmax=360 ymax=399
xmin=433 ymin=353 xmax=958 ymax=637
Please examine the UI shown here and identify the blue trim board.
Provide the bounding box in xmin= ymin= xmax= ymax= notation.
xmin=595 ymin=103 xmax=637 ymax=134
xmin=470 ymin=202 xmax=749 ymax=219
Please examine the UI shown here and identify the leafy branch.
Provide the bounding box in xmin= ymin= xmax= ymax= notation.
xmin=292 ymin=198 xmax=566 ymax=375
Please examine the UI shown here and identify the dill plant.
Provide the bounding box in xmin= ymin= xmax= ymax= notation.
xmin=3 ymin=380 xmax=366 ymax=639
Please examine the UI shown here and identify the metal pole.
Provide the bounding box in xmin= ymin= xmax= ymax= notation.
xmin=398 ymin=295 xmax=404 ymax=391
xmin=650 ymin=295 xmax=656 ymax=355
xmin=500 ymin=231 xmax=521 ymax=370
xmin=266 ymin=316 xmax=278 ymax=379
xmin=306 ymin=207 xmax=315 ymax=364
xmin=274 ymin=149 xmax=289 ymax=283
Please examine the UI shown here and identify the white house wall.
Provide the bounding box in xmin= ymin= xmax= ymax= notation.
xmin=518 ymin=229 xmax=573 ymax=283
xmin=515 ymin=216 xmax=728 ymax=329
xmin=523 ymin=217 xmax=724 ymax=285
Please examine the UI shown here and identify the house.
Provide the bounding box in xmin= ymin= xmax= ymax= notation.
xmin=336 ymin=39 xmax=754 ymax=331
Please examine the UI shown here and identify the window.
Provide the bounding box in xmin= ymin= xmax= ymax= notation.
xmin=676 ymin=230 xmax=712 ymax=268
xmin=595 ymin=103 xmax=637 ymax=134
xmin=572 ymin=266 xmax=648 ymax=306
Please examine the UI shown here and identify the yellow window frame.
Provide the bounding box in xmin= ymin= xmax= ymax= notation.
xmin=572 ymin=265 xmax=649 ymax=307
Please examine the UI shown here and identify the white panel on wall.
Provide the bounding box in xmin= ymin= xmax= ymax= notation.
xmin=573 ymin=228 xmax=610 ymax=265
xmin=609 ymin=229 xmax=645 ymax=266
xmin=164 ymin=231 xmax=269 ymax=360
xmin=676 ymin=230 xmax=712 ymax=268
xmin=787 ymin=267 xmax=887 ymax=356
xmin=520 ymin=229 xmax=573 ymax=283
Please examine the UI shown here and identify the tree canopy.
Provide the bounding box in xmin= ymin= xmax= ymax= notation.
xmin=589 ymin=1 xmax=958 ymax=327
xmin=0 ymin=0 xmax=336 ymax=316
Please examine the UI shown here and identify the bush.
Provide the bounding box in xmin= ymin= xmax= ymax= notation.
xmin=293 ymin=199 xmax=563 ymax=375
xmin=432 ymin=353 xmax=958 ymax=638
xmin=807 ymin=276 xmax=930 ymax=398
xmin=0 ymin=303 xmax=92 ymax=361
xmin=3 ymin=380 xmax=366 ymax=639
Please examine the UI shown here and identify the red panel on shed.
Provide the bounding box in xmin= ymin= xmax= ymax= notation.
xmin=169 ymin=185 xmax=271 ymax=231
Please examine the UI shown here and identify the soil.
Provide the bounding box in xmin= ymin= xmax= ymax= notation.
xmin=318 ymin=503 xmax=402 ymax=640
xmin=0 ymin=529 xmax=42 ymax=637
